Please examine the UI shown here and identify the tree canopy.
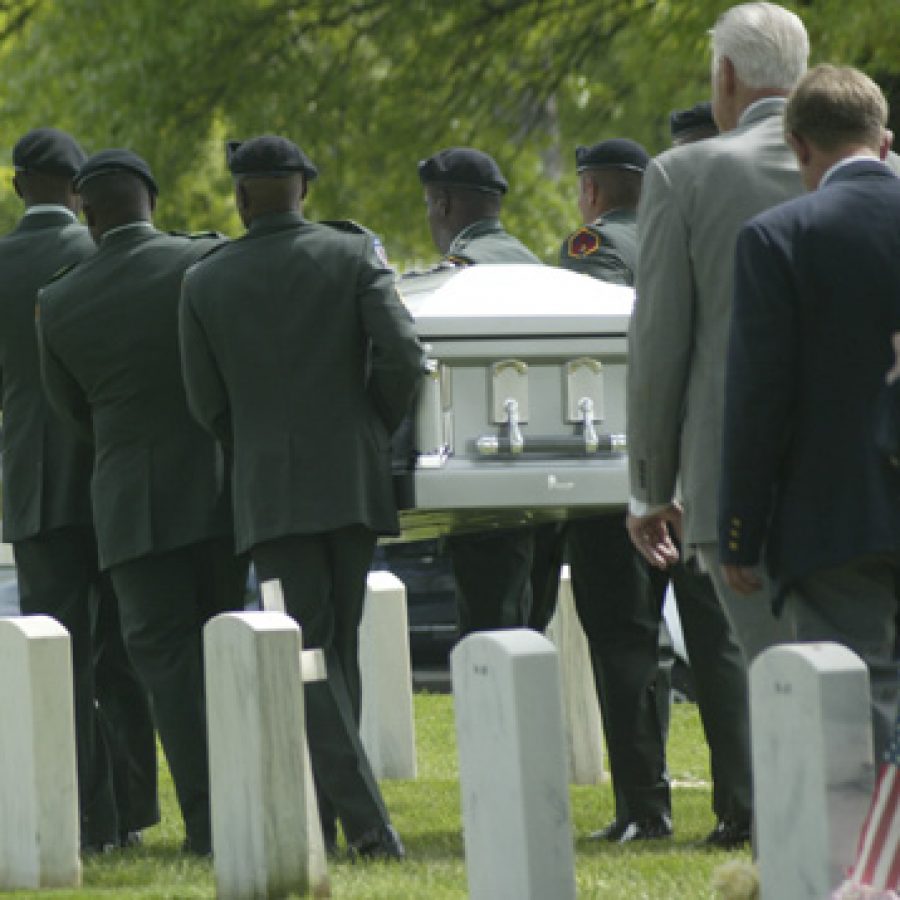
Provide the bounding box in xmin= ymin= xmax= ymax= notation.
xmin=0 ymin=0 xmax=896 ymax=265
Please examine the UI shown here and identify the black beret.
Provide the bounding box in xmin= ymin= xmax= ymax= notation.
xmin=575 ymin=138 xmax=649 ymax=174
xmin=417 ymin=147 xmax=508 ymax=195
xmin=669 ymin=102 xmax=717 ymax=141
xmin=13 ymin=128 xmax=86 ymax=177
xmin=226 ymin=135 xmax=318 ymax=181
xmin=73 ymin=149 xmax=159 ymax=196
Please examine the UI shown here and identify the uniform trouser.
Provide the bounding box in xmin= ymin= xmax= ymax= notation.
xmin=697 ymin=543 xmax=793 ymax=664
xmin=447 ymin=528 xmax=534 ymax=637
xmin=110 ymin=538 xmax=247 ymax=851
xmin=785 ymin=554 xmax=899 ymax=760
xmin=92 ymin=574 xmax=160 ymax=834
xmin=644 ymin=560 xmax=753 ymax=823
xmin=252 ymin=526 xmax=391 ymax=845
xmin=529 ymin=514 xmax=670 ymax=822
xmin=14 ymin=526 xmax=117 ymax=846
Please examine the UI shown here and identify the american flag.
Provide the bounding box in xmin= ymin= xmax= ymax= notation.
xmin=836 ymin=720 xmax=900 ymax=897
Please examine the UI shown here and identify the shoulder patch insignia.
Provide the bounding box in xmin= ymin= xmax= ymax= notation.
xmin=567 ymin=227 xmax=602 ymax=259
xmin=372 ymin=236 xmax=390 ymax=268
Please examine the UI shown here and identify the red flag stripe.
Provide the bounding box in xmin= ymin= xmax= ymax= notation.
xmin=855 ymin=765 xmax=900 ymax=888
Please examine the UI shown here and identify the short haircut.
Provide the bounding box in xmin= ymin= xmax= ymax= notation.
xmin=711 ymin=2 xmax=808 ymax=91
xmin=785 ymin=64 xmax=888 ymax=151
xmin=437 ymin=185 xmax=502 ymax=219
xmin=582 ymin=168 xmax=643 ymax=211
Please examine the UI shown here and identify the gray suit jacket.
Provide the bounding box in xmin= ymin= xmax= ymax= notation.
xmin=627 ymin=97 xmax=803 ymax=546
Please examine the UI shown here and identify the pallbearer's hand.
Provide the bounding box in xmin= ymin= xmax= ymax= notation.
xmin=626 ymin=506 xmax=681 ymax=569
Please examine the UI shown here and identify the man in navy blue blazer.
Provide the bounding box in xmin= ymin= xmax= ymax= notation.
xmin=719 ymin=64 xmax=900 ymax=757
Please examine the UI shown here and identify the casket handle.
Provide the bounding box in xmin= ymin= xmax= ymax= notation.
xmin=474 ymin=432 xmax=626 ymax=457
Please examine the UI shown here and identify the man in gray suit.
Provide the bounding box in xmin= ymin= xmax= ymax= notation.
xmin=627 ymin=1 xmax=807 ymax=669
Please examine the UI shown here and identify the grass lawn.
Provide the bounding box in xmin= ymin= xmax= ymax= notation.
xmin=12 ymin=694 xmax=750 ymax=899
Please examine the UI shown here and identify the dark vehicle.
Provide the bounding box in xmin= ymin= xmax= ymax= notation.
xmin=371 ymin=539 xmax=458 ymax=671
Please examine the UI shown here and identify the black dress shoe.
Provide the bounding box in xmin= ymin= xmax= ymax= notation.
xmin=349 ymin=825 xmax=405 ymax=861
xmin=80 ymin=840 xmax=118 ymax=857
xmin=588 ymin=814 xmax=673 ymax=843
xmin=702 ymin=818 xmax=751 ymax=850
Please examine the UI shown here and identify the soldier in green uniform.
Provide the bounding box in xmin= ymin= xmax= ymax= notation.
xmin=180 ymin=136 xmax=421 ymax=859
xmin=37 ymin=150 xmax=246 ymax=856
xmin=538 ymin=137 xmax=751 ymax=848
xmin=415 ymin=147 xmax=543 ymax=636
xmin=0 ymin=130 xmax=158 ymax=851
xmin=527 ymin=139 xmax=674 ymax=842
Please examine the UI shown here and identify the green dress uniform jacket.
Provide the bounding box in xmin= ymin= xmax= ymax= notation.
xmin=558 ymin=209 xmax=637 ymax=286
xmin=37 ymin=224 xmax=233 ymax=570
xmin=180 ymin=211 xmax=422 ymax=846
xmin=444 ymin=217 xmax=541 ymax=266
xmin=179 ymin=211 xmax=424 ymax=554
xmin=0 ymin=210 xmax=95 ymax=539
xmin=37 ymin=221 xmax=243 ymax=853
xmin=0 ymin=209 xmax=159 ymax=845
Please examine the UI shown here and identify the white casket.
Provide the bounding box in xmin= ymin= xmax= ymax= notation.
xmin=393 ymin=264 xmax=632 ymax=540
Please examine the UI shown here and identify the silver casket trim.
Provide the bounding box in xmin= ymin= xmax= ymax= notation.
xmin=394 ymin=264 xmax=634 ymax=541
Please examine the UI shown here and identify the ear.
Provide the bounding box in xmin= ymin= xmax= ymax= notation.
xmin=435 ymin=188 xmax=451 ymax=217
xmin=721 ymin=56 xmax=737 ymax=97
xmin=149 ymin=192 xmax=157 ymax=214
xmin=235 ymin=181 xmax=249 ymax=214
xmin=11 ymin=173 xmax=22 ymax=200
xmin=82 ymin=201 xmax=96 ymax=228
xmin=786 ymin=131 xmax=812 ymax=167
xmin=300 ymin=174 xmax=308 ymax=201
xmin=879 ymin=128 xmax=894 ymax=161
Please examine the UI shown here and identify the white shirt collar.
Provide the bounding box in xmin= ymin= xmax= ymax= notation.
xmin=820 ymin=153 xmax=887 ymax=188
xmin=24 ymin=204 xmax=77 ymax=221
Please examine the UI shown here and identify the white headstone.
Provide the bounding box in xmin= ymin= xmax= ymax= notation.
xmin=359 ymin=570 xmax=417 ymax=779
xmin=751 ymin=642 xmax=874 ymax=899
xmin=0 ymin=616 xmax=80 ymax=889
xmin=544 ymin=565 xmax=605 ymax=785
xmin=260 ymin=578 xmax=287 ymax=614
xmin=452 ymin=629 xmax=576 ymax=900
xmin=204 ymin=612 xmax=330 ymax=899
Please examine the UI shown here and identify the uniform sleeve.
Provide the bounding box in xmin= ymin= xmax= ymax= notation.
xmin=627 ymin=157 xmax=695 ymax=506
xmin=36 ymin=294 xmax=93 ymax=443
xmin=718 ymin=220 xmax=797 ymax=564
xmin=356 ymin=237 xmax=425 ymax=434
xmin=559 ymin=242 xmax=632 ymax=286
xmin=179 ymin=274 xmax=233 ymax=449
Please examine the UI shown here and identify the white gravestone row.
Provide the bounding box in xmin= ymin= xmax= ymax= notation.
xmin=544 ymin=565 xmax=605 ymax=785
xmin=751 ymin=642 xmax=876 ymax=900
xmin=205 ymin=610 xmax=330 ymax=900
xmin=452 ymin=629 xmax=578 ymax=900
xmin=0 ymin=616 xmax=80 ymax=890
xmin=359 ymin=571 xmax=417 ymax=780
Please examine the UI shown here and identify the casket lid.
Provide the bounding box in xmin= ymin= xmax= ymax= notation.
xmin=400 ymin=264 xmax=633 ymax=337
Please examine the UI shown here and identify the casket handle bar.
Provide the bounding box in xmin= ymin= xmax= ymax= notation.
xmin=579 ymin=396 xmax=599 ymax=454
xmin=505 ymin=397 xmax=524 ymax=455
xmin=475 ymin=432 xmax=626 ymax=457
